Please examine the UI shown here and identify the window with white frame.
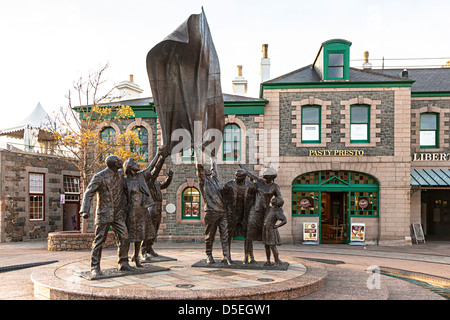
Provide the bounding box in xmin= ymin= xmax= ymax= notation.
xmin=301 ymin=106 xmax=321 ymax=143
xmin=29 ymin=173 xmax=44 ymax=220
xmin=420 ymin=113 xmax=439 ymax=148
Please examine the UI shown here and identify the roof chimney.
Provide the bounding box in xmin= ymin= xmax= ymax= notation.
xmin=362 ymin=51 xmax=372 ymax=70
xmin=116 ymin=74 xmax=143 ymax=100
xmin=232 ymin=65 xmax=248 ymax=95
xmin=261 ymin=44 xmax=270 ymax=82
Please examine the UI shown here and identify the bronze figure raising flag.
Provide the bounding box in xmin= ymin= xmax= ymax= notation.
xmin=146 ymin=8 xmax=224 ymax=158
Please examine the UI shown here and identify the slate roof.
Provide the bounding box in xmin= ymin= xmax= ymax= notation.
xmin=103 ymin=93 xmax=266 ymax=107
xmin=265 ymin=65 xmax=406 ymax=83
xmin=264 ymin=64 xmax=450 ymax=93
xmin=372 ymin=68 xmax=450 ymax=92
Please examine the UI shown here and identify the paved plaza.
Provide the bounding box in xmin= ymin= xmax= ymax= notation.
xmin=0 ymin=240 xmax=449 ymax=302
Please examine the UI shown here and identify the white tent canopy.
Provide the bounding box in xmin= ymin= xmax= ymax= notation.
xmin=0 ymin=102 xmax=54 ymax=152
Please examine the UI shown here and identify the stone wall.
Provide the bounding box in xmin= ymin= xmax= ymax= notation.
xmin=0 ymin=150 xmax=79 ymax=242
xmin=48 ymin=231 xmax=116 ymax=251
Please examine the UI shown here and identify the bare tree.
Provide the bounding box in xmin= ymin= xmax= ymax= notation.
xmin=44 ymin=63 xmax=143 ymax=231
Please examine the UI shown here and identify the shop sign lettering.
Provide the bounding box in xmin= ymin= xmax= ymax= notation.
xmin=412 ymin=153 xmax=449 ymax=161
xmin=309 ymin=149 xmax=365 ymax=157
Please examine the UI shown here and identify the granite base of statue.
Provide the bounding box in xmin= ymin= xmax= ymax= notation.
xmin=74 ymin=264 xmax=170 ymax=281
xmin=191 ymin=258 xmax=289 ymax=271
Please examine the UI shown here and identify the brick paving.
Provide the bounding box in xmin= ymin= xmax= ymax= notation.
xmin=0 ymin=240 xmax=449 ymax=300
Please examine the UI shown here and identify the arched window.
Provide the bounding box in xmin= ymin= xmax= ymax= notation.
xmin=131 ymin=126 xmax=149 ymax=162
xmin=182 ymin=187 xmax=201 ymax=219
xmin=100 ymin=127 xmax=116 ymax=157
xmin=223 ymin=123 xmax=241 ymax=161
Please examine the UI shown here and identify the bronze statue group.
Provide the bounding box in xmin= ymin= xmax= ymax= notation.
xmin=80 ymin=148 xmax=286 ymax=278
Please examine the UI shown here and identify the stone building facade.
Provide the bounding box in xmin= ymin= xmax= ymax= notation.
xmin=81 ymin=39 xmax=450 ymax=246
xmin=7 ymin=38 xmax=448 ymax=246
xmin=0 ymin=149 xmax=79 ymax=242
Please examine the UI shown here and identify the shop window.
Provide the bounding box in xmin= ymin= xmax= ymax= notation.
xmin=29 ymin=173 xmax=44 ymax=220
xmin=350 ymin=105 xmax=370 ymax=143
xmin=131 ymin=126 xmax=149 ymax=162
xmin=292 ymin=191 xmax=320 ymax=216
xmin=301 ymin=106 xmax=321 ymax=143
xmin=328 ymin=53 xmax=344 ymax=79
xmin=420 ymin=113 xmax=439 ymax=148
xmin=182 ymin=187 xmax=201 ymax=219
xmin=350 ymin=192 xmax=378 ymax=216
xmin=223 ymin=123 xmax=241 ymax=161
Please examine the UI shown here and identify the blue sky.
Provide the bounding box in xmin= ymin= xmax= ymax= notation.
xmin=1 ymin=0 xmax=449 ymax=129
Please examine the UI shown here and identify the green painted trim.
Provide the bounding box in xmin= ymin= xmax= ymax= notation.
xmin=292 ymin=185 xmax=379 ymax=192
xmin=260 ymin=80 xmax=414 ymax=97
xmin=75 ymin=100 xmax=267 ymax=119
xmin=131 ymin=105 xmax=157 ymax=118
xmin=411 ymin=91 xmax=450 ymax=97
xmin=349 ymin=214 xmax=379 ymax=218
xmin=224 ymin=106 xmax=265 ymax=115
xmin=224 ymin=100 xmax=267 ymax=115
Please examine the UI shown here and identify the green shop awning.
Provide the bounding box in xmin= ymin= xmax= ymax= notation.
xmin=411 ymin=169 xmax=450 ymax=187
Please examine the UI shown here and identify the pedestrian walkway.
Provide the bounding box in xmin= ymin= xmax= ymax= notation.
xmin=0 ymin=240 xmax=449 ymax=300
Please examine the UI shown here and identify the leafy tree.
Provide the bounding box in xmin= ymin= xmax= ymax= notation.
xmin=45 ymin=63 xmax=144 ymax=230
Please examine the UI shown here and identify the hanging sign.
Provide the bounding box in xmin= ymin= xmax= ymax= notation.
xmin=350 ymin=223 xmax=365 ymax=242
xmin=303 ymin=222 xmax=318 ymax=241
xmin=60 ymin=194 xmax=66 ymax=204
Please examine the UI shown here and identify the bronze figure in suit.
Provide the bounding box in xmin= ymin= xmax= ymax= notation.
xmin=141 ymin=148 xmax=173 ymax=259
xmin=196 ymin=157 xmax=232 ymax=265
xmin=80 ymin=155 xmax=131 ymax=278
xmin=223 ymin=169 xmax=255 ymax=263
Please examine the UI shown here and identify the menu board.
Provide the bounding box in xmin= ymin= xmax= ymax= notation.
xmin=350 ymin=223 xmax=365 ymax=242
xmin=303 ymin=222 xmax=318 ymax=241
xmin=411 ymin=222 xmax=425 ymax=243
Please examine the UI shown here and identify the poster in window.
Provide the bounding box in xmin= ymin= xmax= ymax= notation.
xmin=300 ymin=197 xmax=314 ymax=209
xmin=351 ymin=223 xmax=365 ymax=242
xmin=303 ymin=223 xmax=317 ymax=241
xmin=420 ymin=131 xmax=436 ymax=146
xmin=351 ymin=124 xmax=368 ymax=141
xmin=302 ymin=125 xmax=319 ymax=141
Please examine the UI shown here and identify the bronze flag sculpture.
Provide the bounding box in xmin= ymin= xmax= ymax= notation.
xmin=146 ymin=8 xmax=224 ymax=156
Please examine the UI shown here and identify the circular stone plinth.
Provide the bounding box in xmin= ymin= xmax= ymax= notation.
xmin=31 ymin=250 xmax=327 ymax=300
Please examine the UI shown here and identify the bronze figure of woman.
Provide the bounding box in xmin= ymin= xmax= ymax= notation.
xmin=123 ymin=150 xmax=162 ymax=267
xmin=238 ymin=164 xmax=282 ymax=264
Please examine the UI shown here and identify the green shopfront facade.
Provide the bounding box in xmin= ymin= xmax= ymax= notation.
xmin=292 ymin=171 xmax=379 ymax=244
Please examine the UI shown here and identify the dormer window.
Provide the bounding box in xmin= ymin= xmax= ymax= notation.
xmin=313 ymin=39 xmax=351 ymax=81
xmin=328 ymin=53 xmax=344 ymax=79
